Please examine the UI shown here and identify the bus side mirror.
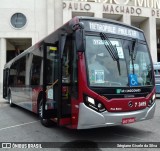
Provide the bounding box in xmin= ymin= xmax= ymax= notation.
xmin=75 ymin=29 xmax=85 ymax=52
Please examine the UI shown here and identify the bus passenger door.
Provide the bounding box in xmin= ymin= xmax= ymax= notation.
xmin=60 ymin=36 xmax=73 ymax=120
xmin=43 ymin=43 xmax=60 ymax=120
xmin=55 ymin=34 xmax=75 ymax=127
xmin=43 ymin=36 xmax=73 ymax=126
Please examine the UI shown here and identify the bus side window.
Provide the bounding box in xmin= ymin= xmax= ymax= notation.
xmin=31 ymin=65 xmax=39 ymax=85
xmin=9 ymin=63 xmax=18 ymax=86
xmin=14 ymin=56 xmax=26 ymax=86
xmin=30 ymin=55 xmax=42 ymax=85
xmin=46 ymin=61 xmax=53 ymax=84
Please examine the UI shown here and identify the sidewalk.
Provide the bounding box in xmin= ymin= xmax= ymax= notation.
xmin=0 ymin=97 xmax=8 ymax=108
xmin=0 ymin=97 xmax=7 ymax=103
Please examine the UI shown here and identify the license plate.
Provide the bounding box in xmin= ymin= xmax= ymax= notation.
xmin=122 ymin=117 xmax=135 ymax=124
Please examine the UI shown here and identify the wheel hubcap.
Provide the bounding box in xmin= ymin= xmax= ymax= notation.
xmin=9 ymin=97 xmax=12 ymax=104
xmin=39 ymin=103 xmax=43 ymax=118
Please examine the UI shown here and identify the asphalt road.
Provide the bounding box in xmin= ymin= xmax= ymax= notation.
xmin=0 ymin=97 xmax=160 ymax=151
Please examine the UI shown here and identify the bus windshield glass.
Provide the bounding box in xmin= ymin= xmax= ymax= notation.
xmin=86 ymin=35 xmax=153 ymax=87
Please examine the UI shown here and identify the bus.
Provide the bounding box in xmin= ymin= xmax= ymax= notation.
xmin=3 ymin=16 xmax=156 ymax=129
xmin=153 ymin=62 xmax=160 ymax=97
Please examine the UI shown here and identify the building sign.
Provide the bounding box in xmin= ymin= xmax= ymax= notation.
xmin=103 ymin=5 xmax=142 ymax=15
xmin=63 ymin=0 xmax=160 ymax=18
xmin=64 ymin=0 xmax=160 ymax=9
xmin=63 ymin=2 xmax=91 ymax=11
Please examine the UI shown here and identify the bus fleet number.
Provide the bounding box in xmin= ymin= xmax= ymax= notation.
xmin=134 ymin=101 xmax=146 ymax=107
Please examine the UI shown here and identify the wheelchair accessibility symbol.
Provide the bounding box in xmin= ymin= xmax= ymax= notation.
xmin=129 ymin=74 xmax=138 ymax=86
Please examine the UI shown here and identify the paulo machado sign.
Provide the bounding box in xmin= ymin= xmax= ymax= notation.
xmin=64 ymin=0 xmax=160 ymax=9
xmin=63 ymin=0 xmax=160 ymax=17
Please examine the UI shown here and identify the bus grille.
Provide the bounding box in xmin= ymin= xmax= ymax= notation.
xmin=102 ymin=93 xmax=149 ymax=100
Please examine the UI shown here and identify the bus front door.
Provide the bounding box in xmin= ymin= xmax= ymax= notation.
xmin=42 ymin=43 xmax=60 ymax=123
xmin=43 ymin=41 xmax=72 ymax=126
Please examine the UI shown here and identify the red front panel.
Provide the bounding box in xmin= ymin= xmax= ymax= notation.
xmin=74 ymin=53 xmax=155 ymax=126
xmin=70 ymin=53 xmax=155 ymax=129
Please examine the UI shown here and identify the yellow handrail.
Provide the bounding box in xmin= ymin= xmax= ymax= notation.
xmin=45 ymin=79 xmax=58 ymax=93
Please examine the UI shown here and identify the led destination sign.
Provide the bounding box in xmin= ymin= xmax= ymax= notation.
xmin=83 ymin=21 xmax=145 ymax=40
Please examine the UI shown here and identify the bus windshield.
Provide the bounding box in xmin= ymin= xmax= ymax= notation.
xmin=86 ymin=35 xmax=153 ymax=87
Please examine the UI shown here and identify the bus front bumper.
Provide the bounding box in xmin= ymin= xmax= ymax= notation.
xmin=77 ymin=103 xmax=156 ymax=129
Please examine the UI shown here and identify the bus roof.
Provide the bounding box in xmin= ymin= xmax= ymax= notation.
xmin=4 ymin=16 xmax=145 ymax=69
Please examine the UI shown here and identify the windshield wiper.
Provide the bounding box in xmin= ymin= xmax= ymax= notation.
xmin=129 ymin=39 xmax=138 ymax=74
xmin=100 ymin=32 xmax=121 ymax=75
xmin=132 ymin=39 xmax=138 ymax=60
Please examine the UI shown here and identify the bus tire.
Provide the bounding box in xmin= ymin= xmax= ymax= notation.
xmin=38 ymin=100 xmax=51 ymax=127
xmin=8 ymin=91 xmax=14 ymax=107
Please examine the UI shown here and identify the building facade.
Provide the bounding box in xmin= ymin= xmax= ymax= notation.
xmin=0 ymin=0 xmax=160 ymax=95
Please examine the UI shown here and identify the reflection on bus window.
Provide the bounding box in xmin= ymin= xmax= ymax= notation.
xmin=86 ymin=36 xmax=153 ymax=87
xmin=30 ymin=56 xmax=42 ymax=85
xmin=62 ymin=37 xmax=72 ymax=84
xmin=46 ymin=45 xmax=58 ymax=84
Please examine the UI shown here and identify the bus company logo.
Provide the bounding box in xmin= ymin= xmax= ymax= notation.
xmin=128 ymin=101 xmax=133 ymax=107
xmin=2 ymin=143 xmax=12 ymax=148
xmin=116 ymin=89 xmax=141 ymax=94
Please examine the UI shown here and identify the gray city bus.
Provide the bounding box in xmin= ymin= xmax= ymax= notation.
xmin=3 ymin=16 xmax=156 ymax=129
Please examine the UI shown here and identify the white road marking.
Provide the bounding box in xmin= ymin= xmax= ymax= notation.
xmin=0 ymin=120 xmax=39 ymax=131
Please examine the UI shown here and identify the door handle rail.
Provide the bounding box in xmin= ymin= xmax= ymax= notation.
xmin=45 ymin=79 xmax=58 ymax=93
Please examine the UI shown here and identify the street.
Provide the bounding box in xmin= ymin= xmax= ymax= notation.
xmin=0 ymin=97 xmax=160 ymax=150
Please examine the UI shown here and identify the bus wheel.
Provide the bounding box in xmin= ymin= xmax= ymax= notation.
xmin=39 ymin=100 xmax=51 ymax=127
xmin=8 ymin=92 xmax=14 ymax=107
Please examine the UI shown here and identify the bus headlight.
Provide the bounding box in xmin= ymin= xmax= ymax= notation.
xmin=87 ymin=97 xmax=95 ymax=105
xmin=85 ymin=96 xmax=106 ymax=113
xmin=148 ymin=94 xmax=156 ymax=107
xmin=152 ymin=93 xmax=156 ymax=101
